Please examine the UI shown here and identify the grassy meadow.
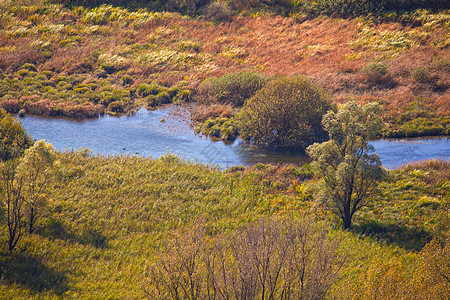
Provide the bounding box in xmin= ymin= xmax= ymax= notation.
xmin=0 ymin=0 xmax=449 ymax=298
xmin=0 ymin=151 xmax=448 ymax=298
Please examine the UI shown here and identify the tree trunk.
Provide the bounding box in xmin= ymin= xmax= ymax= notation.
xmin=28 ymin=205 xmax=34 ymax=234
xmin=343 ymin=214 xmax=352 ymax=230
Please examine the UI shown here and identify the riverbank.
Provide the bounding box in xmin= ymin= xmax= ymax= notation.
xmin=1 ymin=1 xmax=449 ymax=138
xmin=15 ymin=106 xmax=449 ymax=169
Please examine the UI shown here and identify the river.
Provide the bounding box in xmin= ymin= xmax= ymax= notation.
xmin=16 ymin=106 xmax=450 ymax=169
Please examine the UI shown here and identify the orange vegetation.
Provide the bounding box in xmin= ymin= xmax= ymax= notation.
xmin=0 ymin=2 xmax=448 ymax=124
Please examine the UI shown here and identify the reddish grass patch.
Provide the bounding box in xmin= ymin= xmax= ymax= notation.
xmin=191 ymin=104 xmax=233 ymax=122
xmin=1 ymin=3 xmax=448 ymax=123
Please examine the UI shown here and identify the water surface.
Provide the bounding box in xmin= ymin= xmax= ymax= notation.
xmin=17 ymin=107 xmax=449 ymax=169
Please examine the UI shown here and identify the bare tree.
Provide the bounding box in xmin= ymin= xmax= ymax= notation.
xmin=205 ymin=217 xmax=344 ymax=300
xmin=144 ymin=220 xmax=207 ymax=300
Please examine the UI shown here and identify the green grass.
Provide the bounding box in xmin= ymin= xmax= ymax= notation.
xmin=0 ymin=150 xmax=448 ymax=298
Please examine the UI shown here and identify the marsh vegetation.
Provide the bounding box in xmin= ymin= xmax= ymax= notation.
xmin=0 ymin=0 xmax=449 ymax=298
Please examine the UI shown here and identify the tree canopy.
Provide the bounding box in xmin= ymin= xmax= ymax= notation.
xmin=307 ymin=102 xmax=387 ymax=229
xmin=0 ymin=109 xmax=33 ymax=162
xmin=238 ymin=75 xmax=335 ymax=149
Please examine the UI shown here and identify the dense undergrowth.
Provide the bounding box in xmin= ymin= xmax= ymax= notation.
xmin=0 ymin=0 xmax=448 ymax=138
xmin=0 ymin=150 xmax=448 ymax=298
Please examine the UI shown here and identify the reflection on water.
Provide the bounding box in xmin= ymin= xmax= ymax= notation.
xmin=16 ymin=106 xmax=449 ymax=169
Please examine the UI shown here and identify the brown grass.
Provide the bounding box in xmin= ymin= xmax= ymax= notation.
xmin=191 ymin=104 xmax=233 ymax=122
xmin=403 ymin=159 xmax=450 ymax=186
xmin=0 ymin=2 xmax=448 ymax=122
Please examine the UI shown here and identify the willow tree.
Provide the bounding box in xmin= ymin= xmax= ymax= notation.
xmin=307 ymin=102 xmax=387 ymax=229
xmin=0 ymin=109 xmax=33 ymax=161
xmin=19 ymin=140 xmax=56 ymax=234
xmin=0 ymin=110 xmax=33 ymax=251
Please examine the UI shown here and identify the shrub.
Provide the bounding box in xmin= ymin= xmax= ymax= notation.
xmin=196 ymin=71 xmax=269 ymax=106
xmin=107 ymin=101 xmax=125 ymax=113
xmin=137 ymin=83 xmax=161 ymax=97
xmin=201 ymin=1 xmax=233 ymax=22
xmin=361 ymin=62 xmax=395 ymax=88
xmin=238 ymin=75 xmax=334 ymax=149
xmin=0 ymin=109 xmax=33 ymax=161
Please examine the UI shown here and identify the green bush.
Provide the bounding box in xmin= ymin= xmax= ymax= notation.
xmin=0 ymin=109 xmax=33 ymax=161
xmin=107 ymin=101 xmax=125 ymax=113
xmin=196 ymin=71 xmax=269 ymax=106
xmin=362 ymin=62 xmax=395 ymax=88
xmin=137 ymin=83 xmax=161 ymax=97
xmin=238 ymin=75 xmax=334 ymax=149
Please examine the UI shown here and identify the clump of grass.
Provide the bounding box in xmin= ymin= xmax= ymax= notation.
xmin=191 ymin=103 xmax=233 ymax=123
xmin=195 ymin=116 xmax=239 ymax=141
xmin=361 ymin=61 xmax=396 ymax=88
xmin=412 ymin=67 xmax=429 ymax=83
xmin=195 ymin=71 xmax=269 ymax=106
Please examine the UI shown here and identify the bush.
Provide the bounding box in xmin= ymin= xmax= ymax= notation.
xmin=107 ymin=101 xmax=125 ymax=113
xmin=196 ymin=71 xmax=269 ymax=106
xmin=238 ymin=75 xmax=334 ymax=149
xmin=361 ymin=62 xmax=395 ymax=88
xmin=0 ymin=109 xmax=33 ymax=161
xmin=201 ymin=1 xmax=233 ymax=22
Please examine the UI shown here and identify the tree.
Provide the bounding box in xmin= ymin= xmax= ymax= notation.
xmin=238 ymin=75 xmax=335 ymax=149
xmin=306 ymin=102 xmax=387 ymax=229
xmin=410 ymin=239 xmax=450 ymax=299
xmin=18 ymin=140 xmax=56 ymax=234
xmin=0 ymin=157 xmax=25 ymax=251
xmin=0 ymin=109 xmax=32 ymax=251
xmin=0 ymin=109 xmax=33 ymax=162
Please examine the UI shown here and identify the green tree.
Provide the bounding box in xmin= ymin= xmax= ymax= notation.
xmin=18 ymin=140 xmax=56 ymax=234
xmin=306 ymin=102 xmax=386 ymax=229
xmin=238 ymin=75 xmax=334 ymax=149
xmin=0 ymin=109 xmax=32 ymax=251
xmin=0 ymin=109 xmax=33 ymax=162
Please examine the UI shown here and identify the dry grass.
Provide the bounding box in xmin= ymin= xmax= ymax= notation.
xmin=191 ymin=104 xmax=233 ymax=122
xmin=404 ymin=159 xmax=450 ymax=186
xmin=0 ymin=1 xmax=448 ymax=128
